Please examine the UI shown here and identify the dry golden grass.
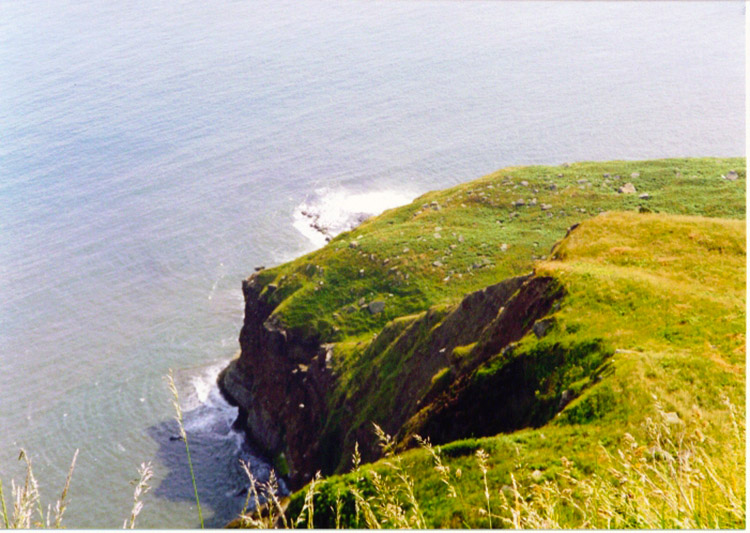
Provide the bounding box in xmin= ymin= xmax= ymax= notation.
xmin=0 ymin=449 xmax=155 ymax=530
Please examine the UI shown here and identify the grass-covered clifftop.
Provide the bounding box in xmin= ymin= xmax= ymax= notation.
xmin=221 ymin=157 xmax=745 ymax=528
xmin=255 ymin=157 xmax=743 ymax=342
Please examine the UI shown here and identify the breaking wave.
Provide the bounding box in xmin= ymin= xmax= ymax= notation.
xmin=293 ymin=187 xmax=417 ymax=248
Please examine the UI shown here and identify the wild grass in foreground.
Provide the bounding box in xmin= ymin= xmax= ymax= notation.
xmin=0 ymin=371 xmax=194 ymax=529
xmin=166 ymin=369 xmax=204 ymax=529
xmin=236 ymin=400 xmax=744 ymax=529
xmin=0 ymin=448 xmax=153 ymax=529
xmin=0 ymin=386 xmax=743 ymax=529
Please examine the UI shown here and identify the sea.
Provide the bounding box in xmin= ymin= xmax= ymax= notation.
xmin=0 ymin=0 xmax=744 ymax=528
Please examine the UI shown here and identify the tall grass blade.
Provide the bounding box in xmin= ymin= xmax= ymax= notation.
xmin=53 ymin=448 xmax=79 ymax=528
xmin=0 ymin=478 xmax=10 ymax=529
xmin=166 ymin=369 xmax=204 ymax=528
xmin=123 ymin=461 xmax=153 ymax=529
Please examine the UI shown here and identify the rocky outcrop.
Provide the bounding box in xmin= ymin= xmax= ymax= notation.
xmin=219 ymin=270 xmax=564 ymax=491
xmin=218 ymin=274 xmax=336 ymax=487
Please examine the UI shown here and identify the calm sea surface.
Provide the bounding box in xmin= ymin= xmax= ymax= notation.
xmin=0 ymin=0 xmax=744 ymax=527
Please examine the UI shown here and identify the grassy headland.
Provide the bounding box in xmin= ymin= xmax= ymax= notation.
xmin=224 ymin=157 xmax=744 ymax=528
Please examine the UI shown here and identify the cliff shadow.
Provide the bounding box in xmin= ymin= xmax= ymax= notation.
xmin=146 ymin=405 xmax=276 ymax=528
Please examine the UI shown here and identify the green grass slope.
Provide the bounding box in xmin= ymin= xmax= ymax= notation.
xmin=255 ymin=157 xmax=744 ymax=346
xmin=243 ymin=157 xmax=744 ymax=476
xmin=282 ymin=209 xmax=745 ymax=528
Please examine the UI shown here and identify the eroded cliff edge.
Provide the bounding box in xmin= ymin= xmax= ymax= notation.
xmin=216 ymin=158 xmax=746 ymax=491
xmin=219 ymin=269 xmax=569 ymax=489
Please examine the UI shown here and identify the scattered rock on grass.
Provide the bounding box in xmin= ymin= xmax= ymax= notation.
xmin=532 ymin=317 xmax=554 ymax=338
xmin=368 ymin=301 xmax=385 ymax=314
xmin=558 ymin=389 xmax=574 ymax=410
xmin=724 ymin=170 xmax=739 ymax=181
xmin=618 ymin=182 xmax=637 ymax=194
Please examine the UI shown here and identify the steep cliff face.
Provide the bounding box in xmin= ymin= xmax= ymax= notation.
xmin=218 ymin=269 xmax=564 ymax=490
xmin=218 ymin=274 xmax=336 ymax=487
xmin=217 ymin=158 xmax=745 ymax=492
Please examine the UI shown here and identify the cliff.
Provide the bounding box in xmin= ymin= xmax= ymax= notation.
xmin=217 ymin=157 xmax=745 ymax=495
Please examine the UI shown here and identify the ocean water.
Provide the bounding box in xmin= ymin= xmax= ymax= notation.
xmin=0 ymin=0 xmax=743 ymax=528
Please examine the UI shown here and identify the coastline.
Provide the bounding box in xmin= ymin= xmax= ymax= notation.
xmin=214 ymin=157 xmax=746 ymax=505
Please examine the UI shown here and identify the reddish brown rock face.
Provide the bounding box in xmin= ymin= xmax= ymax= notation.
xmin=218 ymin=274 xmax=335 ymax=488
xmin=219 ymin=271 xmax=564 ymax=491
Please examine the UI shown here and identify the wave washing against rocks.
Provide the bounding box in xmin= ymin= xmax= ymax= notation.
xmin=149 ymin=361 xmax=285 ymax=527
xmin=293 ymin=187 xmax=418 ymax=248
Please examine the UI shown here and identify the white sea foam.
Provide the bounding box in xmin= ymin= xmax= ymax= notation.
xmin=180 ymin=361 xmax=239 ymax=437
xmin=293 ymin=188 xmax=418 ymax=248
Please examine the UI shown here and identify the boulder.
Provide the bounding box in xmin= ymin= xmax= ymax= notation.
xmin=618 ymin=182 xmax=637 ymax=194
xmin=725 ymin=170 xmax=739 ymax=181
xmin=368 ymin=301 xmax=385 ymax=314
xmin=558 ymin=389 xmax=574 ymax=410
xmin=532 ymin=317 xmax=554 ymax=338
